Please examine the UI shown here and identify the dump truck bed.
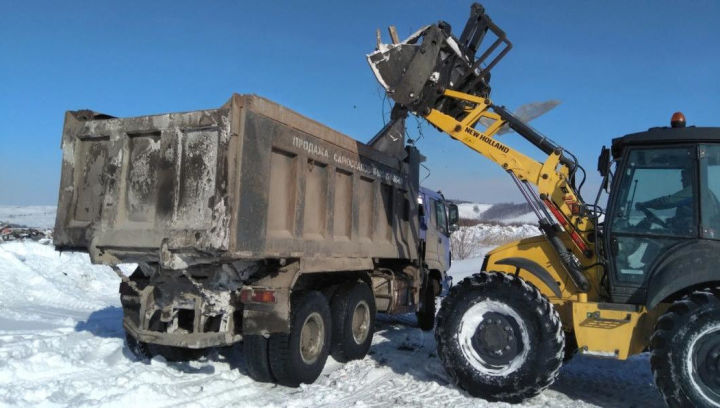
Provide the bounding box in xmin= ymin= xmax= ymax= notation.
xmin=55 ymin=94 xmax=420 ymax=269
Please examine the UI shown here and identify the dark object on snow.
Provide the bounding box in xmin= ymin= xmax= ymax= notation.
xmin=0 ymin=223 xmax=52 ymax=243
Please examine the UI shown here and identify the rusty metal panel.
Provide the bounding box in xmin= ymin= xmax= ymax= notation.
xmin=73 ymin=137 xmax=109 ymax=223
xmin=333 ymin=168 xmax=353 ymax=241
xmin=54 ymin=94 xmax=420 ymax=268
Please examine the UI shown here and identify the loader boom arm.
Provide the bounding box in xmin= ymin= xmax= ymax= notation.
xmin=423 ymin=89 xmax=596 ymax=291
xmin=368 ymin=2 xmax=599 ymax=292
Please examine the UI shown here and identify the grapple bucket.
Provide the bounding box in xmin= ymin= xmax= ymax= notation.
xmin=367 ymin=3 xmax=511 ymax=115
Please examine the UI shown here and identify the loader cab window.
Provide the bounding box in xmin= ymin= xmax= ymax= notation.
xmin=609 ymin=147 xmax=697 ymax=285
xmin=434 ymin=200 xmax=449 ymax=236
xmin=700 ymin=144 xmax=720 ymax=239
xmin=611 ymin=147 xmax=697 ymax=237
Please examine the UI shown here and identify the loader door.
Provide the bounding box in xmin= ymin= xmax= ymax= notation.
xmin=605 ymin=146 xmax=699 ymax=303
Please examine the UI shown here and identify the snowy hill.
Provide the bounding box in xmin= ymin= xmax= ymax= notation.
xmin=0 ymin=206 xmax=56 ymax=229
xmin=456 ymin=202 xmax=538 ymax=225
xmin=450 ymin=223 xmax=541 ymax=260
xmin=0 ymin=207 xmax=664 ymax=407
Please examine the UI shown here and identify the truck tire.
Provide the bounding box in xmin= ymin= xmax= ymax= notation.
xmin=243 ymin=335 xmax=274 ymax=383
xmin=417 ymin=277 xmax=440 ymax=331
xmin=269 ymin=291 xmax=331 ymax=386
xmin=435 ymin=271 xmax=564 ymax=403
xmin=330 ymin=281 xmax=376 ymax=362
xmin=651 ymin=287 xmax=720 ymax=407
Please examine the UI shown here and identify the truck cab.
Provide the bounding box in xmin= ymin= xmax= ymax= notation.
xmin=418 ymin=187 xmax=458 ymax=286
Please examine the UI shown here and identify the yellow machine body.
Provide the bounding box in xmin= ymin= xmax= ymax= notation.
xmin=425 ymin=90 xmax=664 ymax=360
xmin=484 ymin=241 xmax=659 ymax=360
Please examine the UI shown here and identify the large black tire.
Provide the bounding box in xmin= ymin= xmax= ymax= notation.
xmin=435 ymin=271 xmax=564 ymax=403
xmin=417 ymin=278 xmax=439 ymax=331
xmin=243 ymin=335 xmax=274 ymax=383
xmin=330 ymin=281 xmax=376 ymax=362
xmin=651 ymin=287 xmax=720 ymax=407
xmin=269 ymin=291 xmax=332 ymax=387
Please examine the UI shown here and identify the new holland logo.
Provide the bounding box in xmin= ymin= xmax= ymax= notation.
xmin=463 ymin=127 xmax=510 ymax=153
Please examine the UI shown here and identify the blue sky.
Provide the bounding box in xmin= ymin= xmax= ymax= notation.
xmin=1 ymin=1 xmax=719 ymax=205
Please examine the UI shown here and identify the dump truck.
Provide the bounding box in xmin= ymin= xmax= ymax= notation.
xmin=370 ymin=3 xmax=720 ymax=407
xmin=54 ymin=94 xmax=458 ymax=386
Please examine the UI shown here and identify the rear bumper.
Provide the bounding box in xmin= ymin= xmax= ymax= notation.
xmin=122 ymin=317 xmax=241 ymax=349
xmin=120 ymin=278 xmax=244 ymax=349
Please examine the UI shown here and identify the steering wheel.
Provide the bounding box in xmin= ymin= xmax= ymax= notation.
xmin=639 ymin=206 xmax=668 ymax=229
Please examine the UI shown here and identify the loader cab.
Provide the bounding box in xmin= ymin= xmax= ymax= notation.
xmin=603 ymin=125 xmax=720 ymax=305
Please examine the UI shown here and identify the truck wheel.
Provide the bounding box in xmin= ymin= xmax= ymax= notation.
xmin=651 ymin=287 xmax=720 ymax=407
xmin=330 ymin=281 xmax=376 ymax=362
xmin=269 ymin=291 xmax=331 ymax=386
xmin=435 ymin=271 xmax=564 ymax=403
xmin=417 ymin=278 xmax=439 ymax=331
xmin=243 ymin=335 xmax=274 ymax=382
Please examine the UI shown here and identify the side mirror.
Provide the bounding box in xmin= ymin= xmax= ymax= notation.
xmin=597 ymin=146 xmax=610 ymax=178
xmin=448 ymin=203 xmax=459 ymax=232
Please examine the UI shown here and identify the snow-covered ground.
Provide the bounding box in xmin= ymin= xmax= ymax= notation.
xmin=0 ymin=210 xmax=663 ymax=407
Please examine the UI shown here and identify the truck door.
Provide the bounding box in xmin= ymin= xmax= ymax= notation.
xmin=434 ymin=199 xmax=451 ymax=271
xmin=426 ymin=197 xmax=450 ymax=272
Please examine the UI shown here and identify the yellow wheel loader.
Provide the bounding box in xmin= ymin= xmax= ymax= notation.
xmin=369 ymin=4 xmax=720 ymax=407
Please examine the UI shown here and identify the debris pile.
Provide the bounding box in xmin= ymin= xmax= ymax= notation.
xmin=0 ymin=222 xmax=53 ymax=244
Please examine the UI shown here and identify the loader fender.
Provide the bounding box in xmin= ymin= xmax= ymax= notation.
xmin=495 ymin=257 xmax=562 ymax=298
xmin=646 ymin=240 xmax=720 ymax=309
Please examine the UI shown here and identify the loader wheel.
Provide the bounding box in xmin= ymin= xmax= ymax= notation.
xmin=269 ymin=291 xmax=331 ymax=386
xmin=435 ymin=271 xmax=564 ymax=403
xmin=417 ymin=278 xmax=439 ymax=331
xmin=651 ymin=287 xmax=720 ymax=407
xmin=330 ymin=281 xmax=376 ymax=362
xmin=243 ymin=335 xmax=274 ymax=383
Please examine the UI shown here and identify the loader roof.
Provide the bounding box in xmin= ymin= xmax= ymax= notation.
xmin=611 ymin=126 xmax=720 ymax=159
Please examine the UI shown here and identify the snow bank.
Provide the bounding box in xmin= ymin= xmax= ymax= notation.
xmin=0 ymin=242 xmax=132 ymax=325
